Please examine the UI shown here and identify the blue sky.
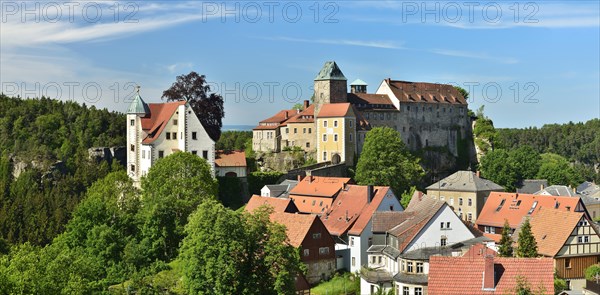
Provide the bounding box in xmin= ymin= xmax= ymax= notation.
xmin=1 ymin=1 xmax=598 ymax=128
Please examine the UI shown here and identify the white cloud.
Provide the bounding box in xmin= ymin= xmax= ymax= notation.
xmin=265 ymin=36 xmax=403 ymax=49
xmin=429 ymin=49 xmax=519 ymax=64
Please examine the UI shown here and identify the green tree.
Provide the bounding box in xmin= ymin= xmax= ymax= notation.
xmin=400 ymin=186 xmax=416 ymax=209
xmin=498 ymin=219 xmax=514 ymax=257
xmin=537 ymin=153 xmax=582 ymax=186
xmin=510 ymin=146 xmax=541 ymax=180
xmin=473 ymin=105 xmax=496 ymax=154
xmin=480 ymin=149 xmax=518 ymax=191
xmin=355 ymin=127 xmax=424 ymax=196
xmin=516 ymin=218 xmax=538 ymax=258
xmin=454 ymin=86 xmax=469 ymax=100
xmin=585 ymin=264 xmax=600 ymax=282
xmin=139 ymin=152 xmax=218 ymax=261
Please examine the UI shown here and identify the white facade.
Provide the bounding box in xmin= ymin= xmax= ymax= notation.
xmin=127 ymin=102 xmax=215 ymax=184
xmin=405 ymin=205 xmax=474 ymax=251
xmin=215 ymin=166 xmax=246 ymax=177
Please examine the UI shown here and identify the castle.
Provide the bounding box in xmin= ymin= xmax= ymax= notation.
xmin=126 ymin=88 xmax=215 ymax=184
xmin=253 ymin=61 xmax=471 ymax=166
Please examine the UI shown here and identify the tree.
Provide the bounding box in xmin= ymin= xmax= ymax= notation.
xmin=139 ymin=152 xmax=218 ymax=261
xmin=480 ymin=149 xmax=518 ymax=191
xmin=516 ymin=218 xmax=538 ymax=258
xmin=497 ymin=219 xmax=514 ymax=257
xmin=400 ymin=186 xmax=416 ymax=209
xmin=585 ymin=264 xmax=600 ymax=282
xmin=473 ymin=105 xmax=496 ymax=154
xmin=292 ymin=103 xmax=305 ymax=111
xmin=162 ymin=71 xmax=225 ymax=141
xmin=355 ymin=127 xmax=424 ymax=196
xmin=537 ymin=153 xmax=582 ymax=186
xmin=510 ymin=146 xmax=541 ymax=180
xmin=454 ymin=86 xmax=469 ymax=100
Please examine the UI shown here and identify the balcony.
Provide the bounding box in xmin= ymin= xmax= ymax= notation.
xmin=360 ymin=266 xmax=393 ymax=284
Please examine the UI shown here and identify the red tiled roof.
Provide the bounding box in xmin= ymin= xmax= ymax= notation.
xmin=317 ymin=103 xmax=353 ymax=118
xmin=215 ymin=150 xmax=246 ymax=167
xmin=463 ymin=243 xmax=497 ymax=259
xmin=320 ymin=185 xmax=392 ymax=236
xmin=428 ymin=256 xmax=554 ymax=295
xmin=347 ymin=93 xmax=393 ymax=106
xmin=475 ymin=192 xmax=587 ymax=229
xmin=385 ymin=79 xmax=467 ymax=105
xmin=515 ymin=208 xmax=586 ymax=257
xmin=260 ymin=109 xmax=298 ymax=124
xmin=270 ymin=212 xmax=317 ymax=247
xmin=286 ymin=104 xmax=315 ymax=124
xmin=245 ymin=195 xmax=298 ymax=214
xmin=140 ymin=101 xmax=186 ymax=144
xmin=252 ymin=124 xmax=279 ymax=130
xmin=291 ymin=196 xmax=334 ymax=214
xmin=289 ymin=176 xmax=351 ymax=198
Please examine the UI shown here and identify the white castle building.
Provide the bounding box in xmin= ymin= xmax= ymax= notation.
xmin=126 ymin=88 xmax=215 ymax=183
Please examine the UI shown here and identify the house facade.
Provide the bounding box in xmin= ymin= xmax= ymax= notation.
xmin=288 ymin=176 xmax=351 ymax=214
xmin=316 ymin=103 xmax=357 ymax=165
xmin=214 ymin=150 xmax=247 ymax=177
xmin=126 ymin=91 xmax=215 ymax=184
xmin=427 ymin=170 xmax=504 ymax=223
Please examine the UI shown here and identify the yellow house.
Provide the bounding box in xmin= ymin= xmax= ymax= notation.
xmin=316 ymin=103 xmax=357 ymax=166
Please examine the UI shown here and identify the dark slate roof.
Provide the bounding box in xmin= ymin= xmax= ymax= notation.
xmin=314 ymin=61 xmax=347 ymax=81
xmin=426 ymin=171 xmax=504 ymax=192
xmin=400 ymin=236 xmax=493 ymax=261
xmin=578 ymin=181 xmax=600 ymax=199
xmin=367 ymin=245 xmax=386 ymax=253
xmin=517 ymin=179 xmax=549 ymax=194
xmin=535 ymin=185 xmax=577 ymax=197
xmin=265 ymin=184 xmax=289 ymax=198
xmin=393 ymin=272 xmax=428 ymax=285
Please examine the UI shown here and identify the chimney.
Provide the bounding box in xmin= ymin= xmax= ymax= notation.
xmin=345 ymin=210 xmax=349 ymax=221
xmin=483 ymin=255 xmax=495 ymax=289
xmin=297 ymin=175 xmax=304 ymax=182
xmin=309 ymin=176 xmax=313 ymax=183
xmin=303 ymin=100 xmax=309 ymax=109
xmin=367 ymin=185 xmax=374 ymax=203
xmin=285 ymin=111 xmax=288 ymax=119
xmin=476 ymin=170 xmax=481 ymax=178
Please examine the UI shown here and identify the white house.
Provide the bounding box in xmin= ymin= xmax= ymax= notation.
xmin=127 ymin=90 xmax=215 ymax=184
xmin=360 ymin=193 xmax=477 ymax=295
xmin=215 ymin=150 xmax=247 ymax=177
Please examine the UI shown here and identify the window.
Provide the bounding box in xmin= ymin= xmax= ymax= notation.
xmin=441 ymin=222 xmax=445 ymax=229
xmin=158 ymin=150 xmax=164 ymax=158
xmin=303 ymin=128 xmax=306 ymax=134
xmin=352 ymin=257 xmax=356 ymax=266
xmin=416 ymin=262 xmax=423 ymax=273
xmin=401 ymin=260 xmax=405 ymax=271
xmin=130 ymin=164 xmax=135 ymax=172
xmin=334 ymin=134 xmax=338 ymax=142
xmin=459 ymin=198 xmax=463 ymax=206
xmin=350 ymin=237 xmax=354 ymax=247
xmin=306 ymin=142 xmax=310 ymax=148
xmin=565 ymin=258 xmax=571 ymax=268
xmin=130 ymin=144 xmax=135 ymax=152
xmin=467 ymin=213 xmax=473 ymax=222
xmin=313 ymin=233 xmax=321 ymax=239
xmin=446 ymin=222 xmax=450 ymax=229
xmin=485 ymin=226 xmax=496 ymax=234
xmin=496 ymin=199 xmax=506 ymax=211
xmin=166 ymin=133 xmax=171 ymax=140
xmin=387 ymin=113 xmax=391 ymax=120
xmin=173 ymin=119 xmax=178 ymax=125
xmin=449 ymin=198 xmax=454 ymax=206
xmin=415 ymin=287 xmax=423 ymax=295
xmin=378 ymin=256 xmax=382 ymax=264
xmin=191 ymin=150 xmax=197 ymax=155
xmin=172 ymin=132 xmax=177 ymax=140
xmin=407 ymin=261 xmax=413 ymax=273
xmin=308 ymin=128 xmax=312 ymax=134
xmin=130 ymin=119 xmax=135 ymax=126
xmin=334 ymin=120 xmax=338 ymax=127
xmin=441 ymin=236 xmax=447 ymax=247
xmin=578 ymin=236 xmax=590 ymax=243
xmin=319 ymin=247 xmax=330 ymax=255
xmin=368 ymin=237 xmax=373 ymax=246
xmin=403 ymin=287 xmax=409 ymax=295
xmin=579 ymin=219 xmax=589 ymax=226
xmin=468 ymin=198 xmax=472 ymax=206
xmin=349 ymin=120 xmax=353 ymax=127
xmin=323 ymin=134 xmax=327 ymax=142
xmin=528 ymin=201 xmax=538 ymax=214
xmin=285 ymin=128 xmax=289 ymax=134
xmin=349 ymin=134 xmax=353 ymax=142
xmin=303 ymin=249 xmax=309 ymax=257
xmin=323 ymin=152 xmax=327 ymax=161
xmin=202 ymin=150 xmax=208 ymax=159
xmin=324 ymin=121 xmax=328 ymax=127
xmin=142 ymin=150 xmax=145 ymax=159
xmin=192 ymin=132 xmax=197 ymax=140
xmin=294 ymin=128 xmax=297 ymax=134
xmin=380 ymin=113 xmax=384 ymax=120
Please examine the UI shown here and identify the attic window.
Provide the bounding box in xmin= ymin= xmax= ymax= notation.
xmin=528 ymin=201 xmax=538 ymax=214
xmin=554 ymin=201 xmax=560 ymax=209
xmin=496 ymin=199 xmax=506 ymax=212
xmin=516 ymin=200 xmax=522 ymax=206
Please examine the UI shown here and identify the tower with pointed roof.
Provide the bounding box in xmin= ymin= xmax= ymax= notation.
xmin=127 ymin=86 xmax=149 ymax=181
xmin=314 ymin=61 xmax=348 ymax=115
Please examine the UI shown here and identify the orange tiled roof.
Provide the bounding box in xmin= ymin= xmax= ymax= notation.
xmin=385 ymin=79 xmax=467 ymax=105
xmin=285 ymin=104 xmax=315 ymax=124
xmin=428 ymin=256 xmax=554 ymax=295
xmin=259 ymin=109 xmax=298 ymax=124
xmin=347 ymin=93 xmax=394 ymax=106
xmin=289 ymin=176 xmax=351 ymax=198
xmin=475 ymin=192 xmax=587 ymax=229
xmin=515 ymin=208 xmax=586 ymax=257
xmin=291 ymin=196 xmax=334 ymax=214
xmin=462 ymin=243 xmax=497 ymax=259
xmin=320 ymin=185 xmax=392 ymax=236
xmin=270 ymin=212 xmax=317 ymax=247
xmin=317 ymin=103 xmax=353 ymax=118
xmin=215 ymin=150 xmax=246 ymax=167
xmin=140 ymin=101 xmax=186 ymax=144
xmin=245 ymin=195 xmax=298 ymax=214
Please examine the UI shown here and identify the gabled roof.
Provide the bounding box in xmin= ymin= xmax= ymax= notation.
xmin=426 ymin=171 xmax=504 ymax=192
xmin=578 ymin=181 xmax=598 ymax=194
xmin=516 ymin=179 xmax=549 ymax=194
xmin=428 ymin=256 xmax=554 ymax=295
xmin=285 ymin=104 xmax=315 ymax=124
xmin=314 ymin=61 xmax=347 ymax=81
xmin=140 ymin=101 xmax=187 ymax=144
xmin=475 ymin=192 xmax=587 ymax=229
xmin=515 ymin=208 xmax=585 ymax=257
xmin=317 ymin=103 xmax=354 ymax=118
xmin=320 ymin=185 xmax=394 ymax=236
xmin=257 ymin=109 xmax=297 ymax=124
xmin=245 ymin=195 xmax=299 ymax=214
xmin=347 ymin=93 xmax=394 ymax=107
xmin=215 ymin=150 xmax=246 ymax=167
xmin=371 ymin=196 xmax=446 ymax=253
xmin=270 ymin=212 xmax=318 ymax=247
xmin=384 ymin=79 xmax=467 ymax=105
xmin=535 ymin=185 xmax=577 ymax=197
xmin=289 ymin=176 xmax=351 ymax=198
xmin=264 ymin=184 xmax=289 ymax=198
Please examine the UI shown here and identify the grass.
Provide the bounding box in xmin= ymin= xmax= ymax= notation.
xmin=311 ymin=272 xmax=360 ymax=295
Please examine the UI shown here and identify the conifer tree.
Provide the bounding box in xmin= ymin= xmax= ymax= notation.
xmin=498 ymin=219 xmax=514 ymax=257
xmin=517 ymin=218 xmax=538 ymax=258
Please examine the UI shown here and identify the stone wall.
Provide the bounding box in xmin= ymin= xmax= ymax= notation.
xmin=305 ymin=258 xmax=336 ymax=285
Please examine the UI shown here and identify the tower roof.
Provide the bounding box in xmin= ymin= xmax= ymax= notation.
xmin=350 ymin=78 xmax=367 ymax=86
xmin=127 ymin=87 xmax=150 ymax=115
xmin=314 ymin=61 xmax=347 ymax=81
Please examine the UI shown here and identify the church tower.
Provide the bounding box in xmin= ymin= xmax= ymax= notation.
xmin=126 ymin=86 xmax=150 ymax=182
xmin=314 ymin=61 xmax=347 ymax=115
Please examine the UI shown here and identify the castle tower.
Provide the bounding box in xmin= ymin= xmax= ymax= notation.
xmin=314 ymin=61 xmax=347 ymax=115
xmin=350 ymin=79 xmax=367 ymax=93
xmin=126 ymin=86 xmax=150 ymax=182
